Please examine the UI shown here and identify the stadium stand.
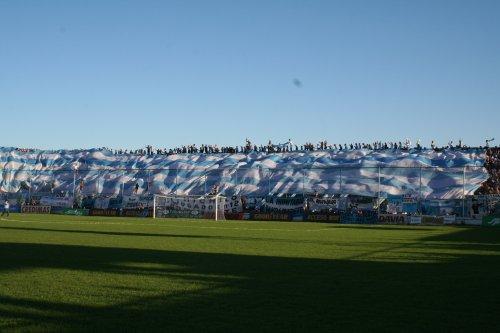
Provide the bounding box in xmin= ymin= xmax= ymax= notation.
xmin=1 ymin=141 xmax=499 ymax=224
xmin=0 ymin=145 xmax=489 ymax=197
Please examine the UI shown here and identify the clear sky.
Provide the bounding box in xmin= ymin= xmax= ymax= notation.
xmin=1 ymin=0 xmax=499 ymax=150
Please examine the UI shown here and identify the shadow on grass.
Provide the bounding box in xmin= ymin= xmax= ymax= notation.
xmin=0 ymin=225 xmax=211 ymax=240
xmin=1 ymin=231 xmax=500 ymax=332
xmin=0 ymin=225 xmax=374 ymax=247
xmin=423 ymin=226 xmax=500 ymax=244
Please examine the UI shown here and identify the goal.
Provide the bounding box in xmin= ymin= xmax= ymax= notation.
xmin=152 ymin=194 xmax=226 ymax=220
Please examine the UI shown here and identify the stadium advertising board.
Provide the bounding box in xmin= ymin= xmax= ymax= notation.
xmin=251 ymin=212 xmax=291 ymax=221
xmin=421 ymin=216 xmax=444 ymax=225
xmin=52 ymin=208 xmax=89 ymax=216
xmin=305 ymin=213 xmax=340 ymax=223
xmin=378 ymin=214 xmax=406 ymax=225
xmin=122 ymin=208 xmax=153 ymax=218
xmin=21 ymin=205 xmax=51 ymax=214
xmin=225 ymin=212 xmax=244 ymax=220
xmin=341 ymin=211 xmax=378 ymax=224
xmin=253 ymin=212 xmax=290 ymax=221
xmin=89 ymin=208 xmax=119 ymax=216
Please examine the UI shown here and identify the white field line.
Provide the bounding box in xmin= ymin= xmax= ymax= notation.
xmin=0 ymin=218 xmax=332 ymax=233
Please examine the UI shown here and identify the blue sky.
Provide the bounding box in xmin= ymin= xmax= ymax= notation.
xmin=1 ymin=0 xmax=498 ymax=149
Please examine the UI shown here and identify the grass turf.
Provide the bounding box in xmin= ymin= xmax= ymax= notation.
xmin=0 ymin=214 xmax=499 ymax=332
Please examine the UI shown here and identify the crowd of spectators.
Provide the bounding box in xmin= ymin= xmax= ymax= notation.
xmin=12 ymin=139 xmax=496 ymax=156
xmin=107 ymin=138 xmax=494 ymax=156
xmin=476 ymin=147 xmax=500 ymax=195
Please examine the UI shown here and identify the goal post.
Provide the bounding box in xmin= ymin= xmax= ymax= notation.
xmin=152 ymin=194 xmax=226 ymax=220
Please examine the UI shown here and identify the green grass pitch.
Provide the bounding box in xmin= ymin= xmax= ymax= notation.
xmin=0 ymin=214 xmax=499 ymax=332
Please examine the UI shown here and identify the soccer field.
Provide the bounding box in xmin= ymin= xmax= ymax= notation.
xmin=0 ymin=214 xmax=499 ymax=332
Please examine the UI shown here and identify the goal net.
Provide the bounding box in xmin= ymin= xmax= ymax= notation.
xmin=153 ymin=194 xmax=226 ymax=220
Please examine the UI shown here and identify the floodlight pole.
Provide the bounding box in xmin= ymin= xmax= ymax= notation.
xmin=462 ymin=167 xmax=466 ymax=218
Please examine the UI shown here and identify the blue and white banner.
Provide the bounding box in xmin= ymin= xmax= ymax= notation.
xmin=0 ymin=147 xmax=488 ymax=199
